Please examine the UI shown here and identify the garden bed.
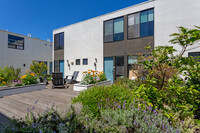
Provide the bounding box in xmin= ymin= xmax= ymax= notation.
xmin=73 ymin=80 xmax=111 ymax=91
xmin=0 ymin=83 xmax=46 ymax=98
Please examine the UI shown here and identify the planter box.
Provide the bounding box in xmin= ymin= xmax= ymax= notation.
xmin=73 ymin=80 xmax=111 ymax=91
xmin=0 ymin=83 xmax=46 ymax=98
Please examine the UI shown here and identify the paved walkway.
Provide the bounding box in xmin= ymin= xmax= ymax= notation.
xmin=0 ymin=82 xmax=79 ymax=130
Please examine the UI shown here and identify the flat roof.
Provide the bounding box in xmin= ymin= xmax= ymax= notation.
xmin=0 ymin=29 xmax=52 ymax=43
xmin=53 ymin=0 xmax=154 ymax=32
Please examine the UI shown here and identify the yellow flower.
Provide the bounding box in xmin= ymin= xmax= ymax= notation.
xmin=30 ymin=73 xmax=35 ymax=76
xmin=82 ymin=71 xmax=87 ymax=73
xmin=21 ymin=75 xmax=26 ymax=79
xmin=88 ymin=72 xmax=91 ymax=74
xmin=2 ymin=81 xmax=6 ymax=85
xmin=0 ymin=77 xmax=4 ymax=80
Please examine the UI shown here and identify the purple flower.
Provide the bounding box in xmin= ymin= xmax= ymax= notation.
xmin=176 ymin=129 xmax=179 ymax=133
xmin=144 ymin=110 xmax=147 ymax=113
xmin=32 ymin=106 xmax=35 ymax=110
xmin=189 ymin=125 xmax=192 ymax=128
xmin=51 ymin=102 xmax=55 ymax=108
xmin=35 ymin=99 xmax=39 ymax=104
xmin=162 ymin=124 xmax=165 ymax=129
xmin=181 ymin=120 xmax=184 ymax=125
xmin=123 ymin=100 xmax=126 ymax=109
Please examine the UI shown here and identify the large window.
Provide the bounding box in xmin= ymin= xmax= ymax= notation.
xmin=128 ymin=8 xmax=154 ymax=39
xmin=140 ymin=9 xmax=154 ymax=37
xmin=128 ymin=13 xmax=140 ymax=39
xmin=54 ymin=32 xmax=64 ymax=50
xmin=104 ymin=17 xmax=124 ymax=42
xmin=8 ymin=34 xmax=24 ymax=50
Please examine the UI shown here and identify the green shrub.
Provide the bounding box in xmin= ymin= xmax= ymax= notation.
xmin=3 ymin=105 xmax=79 ymax=133
xmin=21 ymin=72 xmax=38 ymax=85
xmin=78 ymin=105 xmax=188 ymax=133
xmin=30 ymin=61 xmax=47 ymax=76
xmin=0 ymin=66 xmax=21 ymax=85
xmin=72 ymin=84 xmax=134 ymax=116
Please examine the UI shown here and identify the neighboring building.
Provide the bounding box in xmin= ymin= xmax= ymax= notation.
xmin=0 ymin=29 xmax=52 ymax=75
xmin=53 ymin=0 xmax=200 ymax=82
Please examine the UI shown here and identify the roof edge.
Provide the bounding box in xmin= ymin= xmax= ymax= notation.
xmin=0 ymin=29 xmax=52 ymax=43
xmin=53 ymin=0 xmax=155 ymax=32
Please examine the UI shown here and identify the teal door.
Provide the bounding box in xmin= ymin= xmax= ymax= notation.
xmin=59 ymin=60 xmax=64 ymax=78
xmin=104 ymin=57 xmax=113 ymax=83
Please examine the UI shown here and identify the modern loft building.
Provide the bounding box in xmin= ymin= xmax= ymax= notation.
xmin=53 ymin=0 xmax=200 ymax=83
xmin=0 ymin=29 xmax=53 ymax=75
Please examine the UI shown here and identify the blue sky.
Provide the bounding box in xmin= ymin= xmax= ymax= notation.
xmin=0 ymin=0 xmax=147 ymax=41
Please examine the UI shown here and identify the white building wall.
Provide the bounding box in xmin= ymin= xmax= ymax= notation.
xmin=53 ymin=1 xmax=155 ymax=81
xmin=0 ymin=30 xmax=52 ymax=75
xmin=53 ymin=0 xmax=200 ymax=81
xmin=154 ymin=0 xmax=200 ymax=56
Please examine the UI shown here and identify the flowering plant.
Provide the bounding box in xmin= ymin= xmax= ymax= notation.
xmin=0 ymin=77 xmax=6 ymax=86
xmin=21 ymin=72 xmax=38 ymax=85
xmin=80 ymin=70 xmax=107 ymax=85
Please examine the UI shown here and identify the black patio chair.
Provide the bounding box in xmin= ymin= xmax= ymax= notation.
xmin=65 ymin=71 xmax=79 ymax=84
xmin=52 ymin=73 xmax=66 ymax=88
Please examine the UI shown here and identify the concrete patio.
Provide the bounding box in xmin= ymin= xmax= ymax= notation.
xmin=0 ymin=82 xmax=79 ymax=130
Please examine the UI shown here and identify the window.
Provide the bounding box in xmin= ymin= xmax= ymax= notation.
xmin=8 ymin=34 xmax=24 ymax=50
xmin=114 ymin=17 xmax=124 ymax=41
xmin=54 ymin=32 xmax=64 ymax=50
xmin=54 ymin=60 xmax=59 ymax=73
xmin=140 ymin=9 xmax=154 ymax=37
xmin=83 ymin=59 xmax=88 ymax=65
xmin=76 ymin=59 xmax=80 ymax=65
xmin=188 ymin=52 xmax=200 ymax=61
xmin=128 ymin=56 xmax=138 ymax=65
xmin=128 ymin=13 xmax=140 ymax=39
xmin=104 ymin=17 xmax=124 ymax=42
xmin=104 ymin=20 xmax=113 ymax=42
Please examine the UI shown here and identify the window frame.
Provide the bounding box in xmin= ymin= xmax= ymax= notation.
xmin=104 ymin=16 xmax=124 ymax=43
xmin=8 ymin=34 xmax=24 ymax=50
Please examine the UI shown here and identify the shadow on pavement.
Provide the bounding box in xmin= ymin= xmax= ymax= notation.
xmin=0 ymin=113 xmax=11 ymax=131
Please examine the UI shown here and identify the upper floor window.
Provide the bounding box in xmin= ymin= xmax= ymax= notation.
xmin=128 ymin=13 xmax=140 ymax=39
xmin=128 ymin=8 xmax=154 ymax=39
xmin=140 ymin=9 xmax=154 ymax=37
xmin=8 ymin=34 xmax=24 ymax=50
xmin=54 ymin=32 xmax=64 ymax=50
xmin=104 ymin=17 xmax=124 ymax=42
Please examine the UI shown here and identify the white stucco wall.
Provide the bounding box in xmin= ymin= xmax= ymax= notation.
xmin=154 ymin=0 xmax=200 ymax=56
xmin=53 ymin=0 xmax=155 ymax=81
xmin=0 ymin=30 xmax=52 ymax=75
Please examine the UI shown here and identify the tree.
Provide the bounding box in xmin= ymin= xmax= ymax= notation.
xmin=30 ymin=61 xmax=47 ymax=76
xmin=169 ymin=26 xmax=200 ymax=57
